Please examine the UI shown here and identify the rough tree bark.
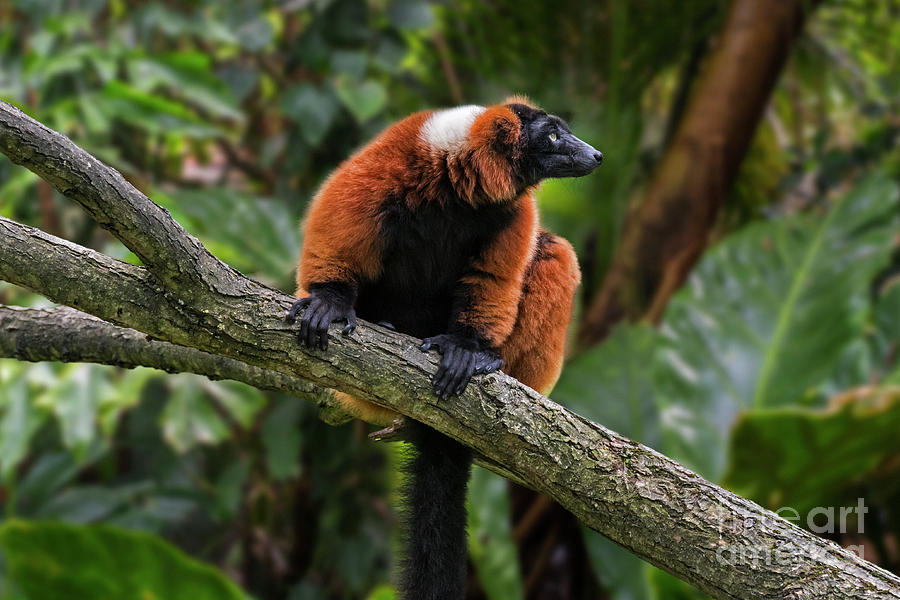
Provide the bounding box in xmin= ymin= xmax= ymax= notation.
xmin=0 ymin=304 xmax=332 ymax=408
xmin=1 ymin=101 xmax=899 ymax=599
xmin=0 ymin=303 xmax=524 ymax=484
xmin=577 ymin=0 xmax=819 ymax=349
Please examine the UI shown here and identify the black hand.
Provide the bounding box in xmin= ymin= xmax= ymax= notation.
xmin=286 ymin=292 xmax=356 ymax=351
xmin=420 ymin=334 xmax=504 ymax=399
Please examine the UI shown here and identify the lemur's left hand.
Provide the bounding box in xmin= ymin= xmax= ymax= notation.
xmin=420 ymin=334 xmax=503 ymax=399
xmin=286 ymin=293 xmax=357 ymax=351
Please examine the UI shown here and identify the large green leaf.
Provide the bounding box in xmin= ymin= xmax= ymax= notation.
xmin=333 ymin=77 xmax=388 ymax=123
xmin=160 ymin=376 xmax=266 ymax=453
xmin=203 ymin=380 xmax=266 ymax=429
xmin=98 ymin=81 xmax=224 ymax=138
xmin=42 ymin=364 xmax=111 ymax=459
xmin=280 ymin=84 xmax=340 ymax=147
xmin=0 ymin=520 xmax=248 ymax=600
xmin=723 ymin=387 xmax=900 ymax=516
xmin=871 ymin=281 xmax=900 ymax=384
xmin=12 ymin=448 xmax=106 ymax=517
xmin=127 ymin=57 xmax=244 ymax=123
xmin=32 ymin=482 xmax=151 ymax=524
xmin=555 ymin=177 xmax=899 ymax=480
xmin=386 ymin=1 xmax=435 ymax=30
xmin=102 ymin=80 xmax=200 ymax=121
xmin=552 ymin=324 xmax=660 ymax=448
xmin=656 ymin=174 xmax=899 ymax=477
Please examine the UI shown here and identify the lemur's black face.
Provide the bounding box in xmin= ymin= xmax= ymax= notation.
xmin=507 ymin=104 xmax=603 ymax=187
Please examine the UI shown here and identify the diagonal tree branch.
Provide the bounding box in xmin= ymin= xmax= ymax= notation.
xmin=0 ymin=304 xmax=528 ymax=482
xmin=0 ymin=304 xmax=335 ymax=412
xmin=0 ymin=101 xmax=248 ymax=298
xmin=1 ymin=100 xmax=898 ymax=598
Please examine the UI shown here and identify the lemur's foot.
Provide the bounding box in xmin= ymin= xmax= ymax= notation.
xmin=286 ymin=294 xmax=356 ymax=351
xmin=420 ymin=334 xmax=503 ymax=400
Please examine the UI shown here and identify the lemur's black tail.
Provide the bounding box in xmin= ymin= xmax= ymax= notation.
xmin=399 ymin=420 xmax=473 ymax=600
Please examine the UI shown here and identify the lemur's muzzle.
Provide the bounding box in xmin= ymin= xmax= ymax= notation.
xmin=567 ymin=135 xmax=603 ymax=177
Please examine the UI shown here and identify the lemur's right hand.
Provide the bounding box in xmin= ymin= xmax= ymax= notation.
xmin=420 ymin=334 xmax=504 ymax=400
xmin=286 ymin=291 xmax=356 ymax=351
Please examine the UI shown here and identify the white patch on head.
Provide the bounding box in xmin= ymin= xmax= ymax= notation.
xmin=421 ymin=105 xmax=486 ymax=152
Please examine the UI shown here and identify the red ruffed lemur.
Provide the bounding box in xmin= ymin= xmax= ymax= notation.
xmin=287 ymin=97 xmax=602 ymax=599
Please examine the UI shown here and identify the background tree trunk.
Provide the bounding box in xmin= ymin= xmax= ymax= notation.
xmin=577 ymin=0 xmax=819 ymax=349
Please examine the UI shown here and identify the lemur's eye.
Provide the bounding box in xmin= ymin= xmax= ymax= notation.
xmin=548 ymin=132 xmax=558 ymax=142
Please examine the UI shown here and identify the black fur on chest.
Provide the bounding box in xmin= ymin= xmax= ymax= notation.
xmin=356 ymin=196 xmax=516 ymax=338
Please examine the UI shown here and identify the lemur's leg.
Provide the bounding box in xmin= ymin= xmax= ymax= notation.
xmin=500 ymin=232 xmax=581 ymax=396
xmin=332 ymin=392 xmax=398 ymax=427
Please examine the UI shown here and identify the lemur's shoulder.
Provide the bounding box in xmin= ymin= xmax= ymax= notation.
xmin=322 ymin=100 xmax=542 ymax=206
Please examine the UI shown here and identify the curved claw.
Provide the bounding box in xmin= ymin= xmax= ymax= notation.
xmin=317 ymin=311 xmax=329 ymax=350
xmin=434 ymin=345 xmax=476 ymax=401
xmin=420 ymin=333 xmax=456 ymax=354
xmin=341 ymin=312 xmax=358 ymax=336
xmin=285 ymin=297 xmax=311 ymax=323
xmin=433 ymin=346 xmax=457 ymax=399
xmin=453 ymin=352 xmax=477 ymax=397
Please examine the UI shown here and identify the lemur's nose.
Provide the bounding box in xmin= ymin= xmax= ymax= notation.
xmin=593 ymin=152 xmax=603 ymax=164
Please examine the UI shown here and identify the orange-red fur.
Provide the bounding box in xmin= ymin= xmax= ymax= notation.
xmin=297 ymin=111 xmax=433 ymax=292
xmin=296 ymin=101 xmax=580 ymax=423
xmin=500 ymin=233 xmax=581 ymax=394
xmin=452 ymin=106 xmax=522 ymax=202
xmin=457 ymin=194 xmax=537 ymax=347
xmin=324 ymin=231 xmax=578 ymax=426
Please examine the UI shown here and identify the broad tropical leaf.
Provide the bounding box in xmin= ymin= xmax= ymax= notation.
xmin=657 ymin=174 xmax=899 ymax=477
xmin=0 ymin=521 xmax=248 ymax=600
xmin=723 ymin=387 xmax=900 ymax=516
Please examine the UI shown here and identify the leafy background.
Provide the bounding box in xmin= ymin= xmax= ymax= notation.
xmin=0 ymin=0 xmax=899 ymax=598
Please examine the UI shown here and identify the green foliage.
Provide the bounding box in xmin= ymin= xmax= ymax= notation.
xmin=724 ymin=389 xmax=900 ymax=516
xmin=260 ymin=398 xmax=304 ymax=481
xmin=1 ymin=0 xmax=899 ymax=597
xmin=0 ymin=520 xmax=249 ymax=600
xmin=657 ymin=175 xmax=899 ymax=475
xmin=553 ymin=174 xmax=900 ymax=599
xmin=0 ymin=376 xmax=41 ymax=484
xmin=557 ymin=174 xmax=900 ymax=474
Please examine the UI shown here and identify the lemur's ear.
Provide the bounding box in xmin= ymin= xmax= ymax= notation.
xmin=470 ymin=106 xmax=521 ymax=151
xmin=503 ymin=94 xmax=537 ymax=108
xmin=465 ymin=106 xmax=521 ymax=201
